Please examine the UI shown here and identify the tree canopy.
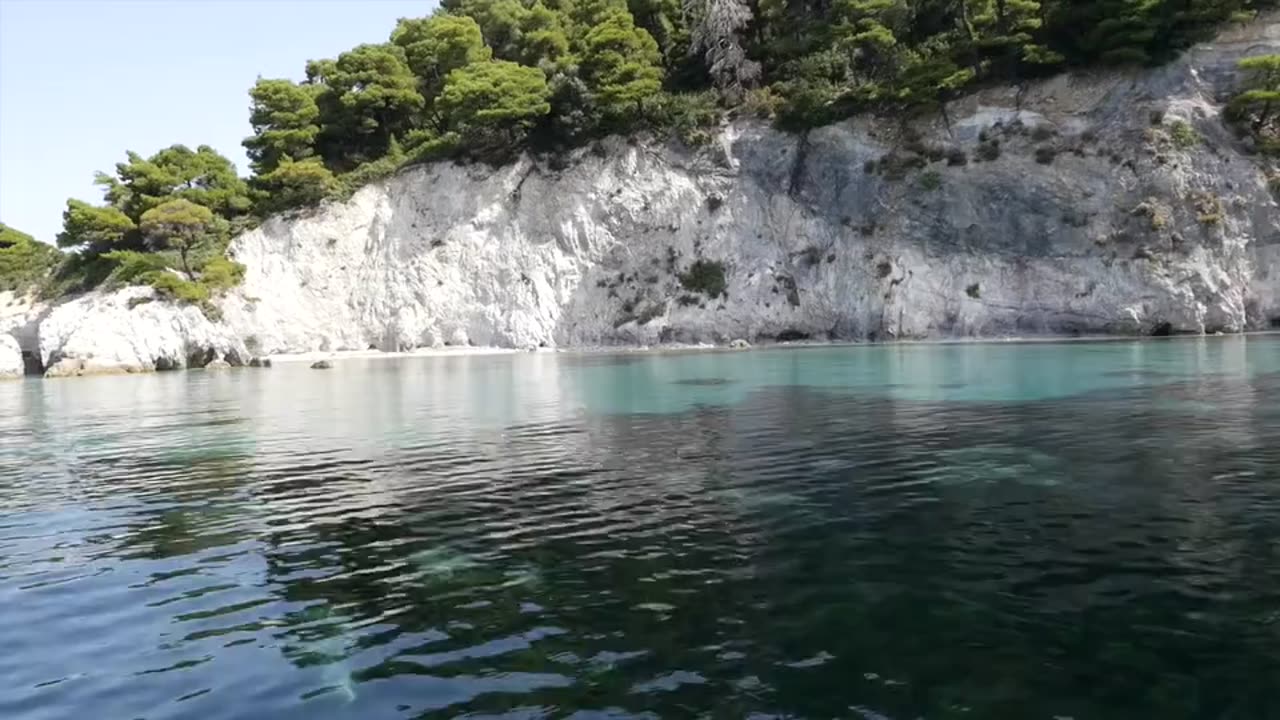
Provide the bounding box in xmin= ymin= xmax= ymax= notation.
xmin=440 ymin=60 xmax=553 ymax=151
xmin=0 ymin=224 xmax=62 ymax=293
xmin=139 ymin=199 xmax=220 ymax=279
xmin=229 ymin=0 xmax=1272 ymax=210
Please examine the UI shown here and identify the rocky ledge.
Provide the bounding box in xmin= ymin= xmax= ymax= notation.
xmin=2 ymin=16 xmax=1277 ymax=377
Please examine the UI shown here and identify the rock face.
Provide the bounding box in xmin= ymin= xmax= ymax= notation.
xmin=0 ymin=334 xmax=23 ymax=380
xmin=0 ymin=291 xmax=47 ymax=354
xmin=219 ymin=17 xmax=1280 ymax=350
xmin=39 ymin=287 xmax=248 ymax=377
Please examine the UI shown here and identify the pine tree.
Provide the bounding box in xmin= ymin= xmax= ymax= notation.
xmin=243 ymin=79 xmax=322 ymax=175
xmin=580 ymin=9 xmax=666 ymax=120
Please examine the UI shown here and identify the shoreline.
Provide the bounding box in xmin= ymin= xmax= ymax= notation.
xmin=267 ymin=329 xmax=1279 ymax=365
xmin=266 ymin=346 xmax=524 ymax=364
xmin=6 ymin=330 xmax=1273 ymax=380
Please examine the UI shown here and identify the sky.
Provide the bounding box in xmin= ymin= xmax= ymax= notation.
xmin=0 ymin=0 xmax=433 ymax=244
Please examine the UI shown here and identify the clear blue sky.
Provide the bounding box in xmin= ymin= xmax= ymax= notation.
xmin=0 ymin=0 xmax=434 ymax=244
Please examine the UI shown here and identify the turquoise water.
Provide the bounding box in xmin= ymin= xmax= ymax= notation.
xmin=3 ymin=337 xmax=1280 ymax=718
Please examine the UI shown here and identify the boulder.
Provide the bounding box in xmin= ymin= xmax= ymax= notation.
xmin=38 ymin=287 xmax=248 ymax=377
xmin=729 ymin=338 xmax=751 ymax=349
xmin=248 ymin=356 xmax=273 ymax=368
xmin=205 ymin=358 xmax=232 ymax=370
xmin=310 ymin=359 xmax=334 ymax=369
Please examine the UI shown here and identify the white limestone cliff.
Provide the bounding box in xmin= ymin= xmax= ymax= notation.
xmin=220 ymin=16 xmax=1280 ymax=351
xmin=0 ymin=334 xmax=22 ymax=380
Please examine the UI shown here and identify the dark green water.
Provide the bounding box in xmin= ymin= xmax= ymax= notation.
xmin=4 ymin=338 xmax=1280 ymax=719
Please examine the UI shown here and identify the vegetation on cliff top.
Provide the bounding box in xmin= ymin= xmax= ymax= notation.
xmin=0 ymin=224 xmax=62 ymax=293
xmin=38 ymin=0 xmax=1277 ymax=304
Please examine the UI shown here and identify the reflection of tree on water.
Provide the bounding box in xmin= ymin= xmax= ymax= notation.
xmin=74 ymin=418 xmax=258 ymax=561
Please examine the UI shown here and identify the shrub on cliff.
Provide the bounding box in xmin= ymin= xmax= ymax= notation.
xmin=251 ymin=158 xmax=340 ymax=213
xmin=679 ymin=260 xmax=728 ymax=298
xmin=1227 ymin=54 xmax=1280 ymax=154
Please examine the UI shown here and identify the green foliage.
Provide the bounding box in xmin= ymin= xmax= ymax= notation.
xmin=444 ymin=0 xmax=533 ymax=59
xmin=1167 ymin=119 xmax=1200 ymax=148
xmin=642 ymin=91 xmax=721 ymax=144
xmin=56 ymin=200 xmax=136 ymax=253
xmin=102 ymin=250 xmax=171 ymax=283
xmin=0 ymin=223 xmax=36 ymax=248
xmin=1192 ymin=190 xmax=1224 ymax=225
xmin=679 ymin=259 xmax=728 ymax=297
xmin=580 ymin=9 xmax=664 ymax=123
xmin=0 ymin=224 xmax=62 ymax=293
xmin=243 ymin=79 xmax=322 ymax=175
xmin=102 ymin=249 xmax=238 ymax=311
xmin=1227 ymin=54 xmax=1280 ymax=154
xmin=338 ymin=143 xmax=410 ymax=196
xmin=440 ymin=60 xmax=552 ymax=154
xmin=312 ymin=44 xmax=425 ymax=170
xmin=393 ymin=15 xmax=493 ymax=94
xmin=139 ymin=199 xmax=218 ymax=278
xmin=198 ymin=257 xmax=246 ymax=291
xmin=252 ymin=158 xmax=340 ymax=212
xmin=144 ymin=271 xmax=211 ymax=304
xmin=99 ymin=145 xmax=252 ymax=221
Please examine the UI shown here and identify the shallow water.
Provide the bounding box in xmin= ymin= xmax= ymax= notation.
xmin=3 ymin=337 xmax=1280 ymax=719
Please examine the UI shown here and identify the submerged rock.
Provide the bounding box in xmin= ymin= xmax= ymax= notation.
xmin=932 ymin=445 xmax=1066 ymax=487
xmin=0 ymin=334 xmax=22 ymax=380
xmin=310 ymin=359 xmax=333 ymax=369
xmin=408 ymin=546 xmax=482 ymax=581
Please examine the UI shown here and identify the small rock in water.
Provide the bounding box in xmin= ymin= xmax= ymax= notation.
xmin=673 ymin=377 xmax=734 ymax=386
xmin=729 ymin=338 xmax=750 ymax=349
xmin=249 ymin=356 xmax=273 ymax=368
xmin=311 ymin=360 xmax=334 ymax=369
xmin=205 ymin=358 xmax=232 ymax=370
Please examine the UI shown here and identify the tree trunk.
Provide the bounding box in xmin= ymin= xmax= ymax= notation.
xmin=178 ymin=244 xmax=193 ymax=280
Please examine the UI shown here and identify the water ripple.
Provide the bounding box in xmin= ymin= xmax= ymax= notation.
xmin=3 ymin=341 xmax=1280 ymax=718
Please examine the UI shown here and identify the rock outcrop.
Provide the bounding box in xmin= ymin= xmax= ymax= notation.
xmin=9 ymin=17 xmax=1280 ymax=376
xmin=0 ymin=334 xmax=23 ymax=380
xmin=38 ymin=287 xmax=248 ymax=377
